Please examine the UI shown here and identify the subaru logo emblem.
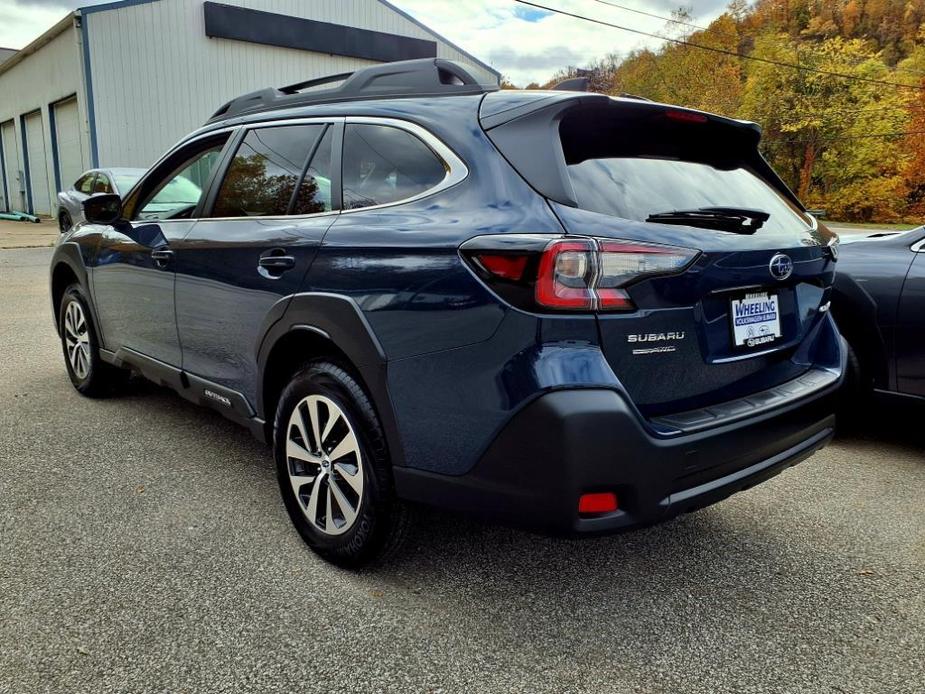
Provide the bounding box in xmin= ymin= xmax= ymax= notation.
xmin=769 ymin=253 xmax=793 ymax=281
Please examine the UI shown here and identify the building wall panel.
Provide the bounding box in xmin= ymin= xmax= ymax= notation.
xmin=24 ymin=110 xmax=52 ymax=215
xmin=88 ymin=0 xmax=498 ymax=168
xmin=1 ymin=120 xmax=24 ymax=212
xmin=0 ymin=24 xmax=87 ymax=214
xmin=54 ymin=97 xmax=85 ymax=192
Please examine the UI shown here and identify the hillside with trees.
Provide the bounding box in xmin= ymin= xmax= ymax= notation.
xmin=535 ymin=0 xmax=925 ymax=223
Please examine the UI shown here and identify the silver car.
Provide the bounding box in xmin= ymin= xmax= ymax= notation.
xmin=56 ymin=168 xmax=146 ymax=232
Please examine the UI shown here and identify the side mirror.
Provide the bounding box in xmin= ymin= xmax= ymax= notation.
xmin=83 ymin=194 xmax=123 ymax=225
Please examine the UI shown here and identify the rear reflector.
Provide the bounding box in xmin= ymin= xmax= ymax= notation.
xmin=475 ymin=254 xmax=529 ymax=281
xmin=578 ymin=492 xmax=618 ymax=515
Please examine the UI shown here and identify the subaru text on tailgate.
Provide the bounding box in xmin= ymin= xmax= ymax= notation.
xmin=49 ymin=59 xmax=845 ymax=567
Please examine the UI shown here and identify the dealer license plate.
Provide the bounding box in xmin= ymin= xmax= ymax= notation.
xmin=730 ymin=292 xmax=782 ymax=349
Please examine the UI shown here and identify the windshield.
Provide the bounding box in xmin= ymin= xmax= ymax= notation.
xmin=113 ymin=173 xmax=142 ymax=194
xmin=568 ymin=157 xmax=812 ymax=236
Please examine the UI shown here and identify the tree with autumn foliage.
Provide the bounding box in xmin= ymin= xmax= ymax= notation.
xmin=522 ymin=0 xmax=925 ymax=222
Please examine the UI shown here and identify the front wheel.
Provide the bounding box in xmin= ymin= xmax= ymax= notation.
xmin=58 ymin=285 xmax=126 ymax=397
xmin=273 ymin=361 xmax=410 ymax=568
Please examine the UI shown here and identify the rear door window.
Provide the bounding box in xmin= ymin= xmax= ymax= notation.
xmin=292 ymin=126 xmax=333 ymax=215
xmin=342 ymin=124 xmax=446 ymax=210
xmin=92 ymin=173 xmax=113 ymax=194
xmin=210 ymin=124 xmax=326 ymax=218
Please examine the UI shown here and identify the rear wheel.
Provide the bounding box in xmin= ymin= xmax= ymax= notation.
xmin=273 ymin=361 xmax=410 ymax=568
xmin=58 ymin=285 xmax=126 ymax=397
xmin=58 ymin=211 xmax=72 ymax=233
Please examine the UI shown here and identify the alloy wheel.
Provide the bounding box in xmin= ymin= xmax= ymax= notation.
xmin=64 ymin=301 xmax=91 ymax=380
xmin=286 ymin=394 xmax=364 ymax=536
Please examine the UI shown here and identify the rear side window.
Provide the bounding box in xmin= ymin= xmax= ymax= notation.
xmin=560 ymin=106 xmax=812 ymax=235
xmin=211 ymin=124 xmax=325 ymax=218
xmin=342 ymin=124 xmax=446 ymax=210
xmin=93 ymin=174 xmax=113 ymax=194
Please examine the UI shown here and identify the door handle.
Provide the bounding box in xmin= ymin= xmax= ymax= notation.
xmin=258 ymin=255 xmax=296 ymax=270
xmin=151 ymin=248 xmax=174 ymax=268
xmin=258 ymin=249 xmax=296 ymax=278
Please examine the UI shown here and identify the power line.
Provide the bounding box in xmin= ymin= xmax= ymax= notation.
xmin=586 ymin=0 xmax=709 ymax=32
xmin=516 ymin=0 xmax=925 ymax=91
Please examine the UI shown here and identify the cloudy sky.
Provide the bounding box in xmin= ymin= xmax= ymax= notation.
xmin=0 ymin=0 xmax=731 ymax=86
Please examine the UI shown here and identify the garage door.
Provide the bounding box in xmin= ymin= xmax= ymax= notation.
xmin=24 ymin=111 xmax=51 ymax=216
xmin=54 ymin=98 xmax=85 ymax=193
xmin=1 ymin=120 xmax=22 ymax=213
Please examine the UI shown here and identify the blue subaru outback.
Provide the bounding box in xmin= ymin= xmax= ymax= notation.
xmin=50 ymin=59 xmax=845 ymax=566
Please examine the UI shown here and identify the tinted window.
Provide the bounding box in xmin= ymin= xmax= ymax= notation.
xmin=568 ymin=159 xmax=811 ymax=235
xmin=211 ymin=124 xmax=324 ymax=218
xmin=76 ymin=174 xmax=95 ymax=194
xmin=93 ymin=174 xmax=113 ymax=194
xmin=130 ymin=137 xmax=227 ymax=221
xmin=293 ymin=126 xmax=333 ymax=215
xmin=342 ymin=124 xmax=446 ymax=210
xmin=559 ymin=106 xmax=812 ymax=235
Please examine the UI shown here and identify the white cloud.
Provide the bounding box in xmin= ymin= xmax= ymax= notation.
xmin=1 ymin=0 xmax=731 ymax=86
xmin=390 ymin=0 xmax=731 ymax=86
xmin=0 ymin=1 xmax=71 ymax=50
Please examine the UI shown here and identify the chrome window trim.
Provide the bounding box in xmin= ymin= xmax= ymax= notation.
xmin=135 ymin=115 xmax=467 ymax=223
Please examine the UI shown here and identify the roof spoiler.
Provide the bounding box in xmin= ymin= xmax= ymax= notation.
xmin=552 ymin=76 xmax=589 ymax=92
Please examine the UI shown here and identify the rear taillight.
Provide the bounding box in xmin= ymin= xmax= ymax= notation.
xmin=466 ymin=235 xmax=697 ymax=313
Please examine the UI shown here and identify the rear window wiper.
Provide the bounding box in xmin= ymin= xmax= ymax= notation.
xmin=646 ymin=207 xmax=771 ymax=234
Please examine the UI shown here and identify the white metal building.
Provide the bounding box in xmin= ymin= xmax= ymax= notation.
xmin=0 ymin=0 xmax=499 ymax=217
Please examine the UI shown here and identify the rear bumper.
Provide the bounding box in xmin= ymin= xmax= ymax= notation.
xmin=393 ymin=369 xmax=840 ymax=535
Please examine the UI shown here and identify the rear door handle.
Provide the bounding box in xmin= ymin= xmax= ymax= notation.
xmin=258 ymin=249 xmax=296 ymax=278
xmin=258 ymin=255 xmax=296 ymax=270
xmin=151 ymin=248 xmax=174 ymax=268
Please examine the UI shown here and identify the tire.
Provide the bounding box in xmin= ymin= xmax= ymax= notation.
xmin=273 ymin=361 xmax=410 ymax=568
xmin=58 ymin=285 xmax=126 ymax=397
xmin=58 ymin=211 xmax=72 ymax=233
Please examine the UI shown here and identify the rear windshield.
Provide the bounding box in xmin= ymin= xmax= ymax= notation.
xmin=561 ymin=105 xmax=813 ymax=235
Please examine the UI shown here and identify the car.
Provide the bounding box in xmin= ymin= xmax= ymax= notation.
xmin=49 ymin=58 xmax=845 ymax=567
xmin=831 ymin=226 xmax=925 ymax=405
xmin=56 ymin=168 xmax=146 ymax=232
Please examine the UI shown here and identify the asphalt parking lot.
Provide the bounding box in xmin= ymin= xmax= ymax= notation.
xmin=2 ymin=246 xmax=924 ymax=694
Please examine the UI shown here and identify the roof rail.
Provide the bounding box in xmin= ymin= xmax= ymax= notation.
xmin=207 ymin=58 xmax=498 ymax=124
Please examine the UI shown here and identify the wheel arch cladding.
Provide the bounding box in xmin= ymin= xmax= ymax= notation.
xmin=50 ymin=249 xmax=88 ymax=334
xmin=257 ymin=293 xmax=406 ymax=467
xmin=831 ymin=274 xmax=890 ymax=388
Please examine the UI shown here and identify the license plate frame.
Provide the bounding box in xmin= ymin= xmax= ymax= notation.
xmin=729 ymin=291 xmax=782 ymax=350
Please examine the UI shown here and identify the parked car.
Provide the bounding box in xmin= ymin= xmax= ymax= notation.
xmin=49 ymin=59 xmax=845 ymax=567
xmin=831 ymin=226 xmax=925 ymax=404
xmin=57 ymin=168 xmax=145 ymax=231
